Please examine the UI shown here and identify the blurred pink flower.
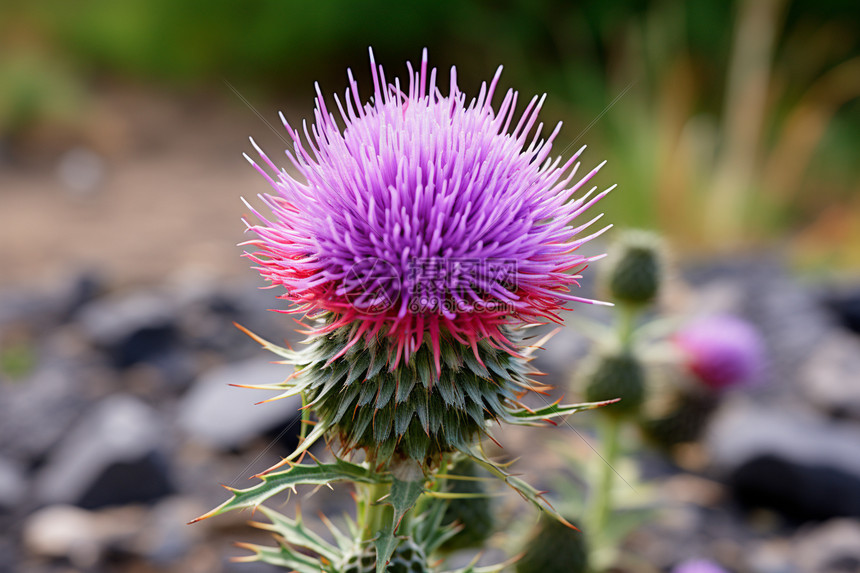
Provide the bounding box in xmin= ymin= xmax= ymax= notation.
xmin=675 ymin=314 xmax=765 ymax=390
xmin=672 ymin=559 xmax=730 ymax=573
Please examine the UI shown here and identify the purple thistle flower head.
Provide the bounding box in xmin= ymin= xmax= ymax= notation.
xmin=674 ymin=314 xmax=766 ymax=390
xmin=242 ymin=48 xmax=613 ymax=372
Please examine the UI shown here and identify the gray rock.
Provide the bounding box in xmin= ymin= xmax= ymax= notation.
xmin=708 ymin=399 xmax=860 ymax=520
xmin=0 ymin=271 xmax=104 ymax=331
xmin=0 ymin=366 xmax=91 ymax=462
xmin=77 ymin=291 xmax=176 ymax=347
xmin=0 ymin=289 xmax=61 ymax=331
xmin=802 ymin=333 xmax=860 ymax=420
xmin=170 ymin=273 xmax=303 ymax=357
xmin=77 ymin=289 xmax=197 ymax=391
xmin=132 ymin=496 xmax=207 ymax=564
xmin=793 ymin=519 xmax=860 ymax=573
xmin=34 ymin=394 xmax=174 ymax=508
xmin=23 ymin=504 xmax=146 ymax=567
xmin=179 ymin=359 xmax=301 ymax=451
xmin=822 ymin=285 xmax=860 ymax=335
xmin=0 ymin=456 xmax=26 ymax=511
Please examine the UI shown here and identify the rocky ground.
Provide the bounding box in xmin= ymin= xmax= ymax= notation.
xmin=2 ymin=91 xmax=860 ymax=573
xmin=0 ymin=256 xmax=859 ymax=572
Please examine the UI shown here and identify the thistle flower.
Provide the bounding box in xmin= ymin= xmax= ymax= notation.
xmin=674 ymin=315 xmax=765 ymax=390
xmin=197 ymin=51 xmax=616 ymax=573
xmin=242 ymin=48 xmax=612 ymax=372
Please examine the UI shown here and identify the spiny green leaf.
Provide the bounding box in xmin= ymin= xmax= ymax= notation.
xmin=251 ymin=505 xmax=339 ymax=562
xmin=233 ymin=540 xmax=323 ymax=573
xmin=387 ymin=471 xmax=425 ymax=532
xmin=465 ymin=449 xmax=575 ymax=530
xmin=190 ymin=458 xmax=381 ymax=523
xmin=282 ymin=418 xmax=330 ymax=464
xmin=372 ymin=521 xmax=399 ymax=573
xmin=413 ymin=494 xmax=452 ymax=552
xmin=318 ymin=511 xmax=354 ymax=553
xmin=506 ymin=399 xmax=619 ymax=424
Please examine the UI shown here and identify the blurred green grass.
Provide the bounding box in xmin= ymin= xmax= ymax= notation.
xmin=2 ymin=0 xmax=859 ymax=268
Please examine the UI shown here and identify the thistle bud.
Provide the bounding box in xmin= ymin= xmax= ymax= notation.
xmin=602 ymin=230 xmax=664 ymax=306
xmin=440 ymin=459 xmax=495 ymax=551
xmin=581 ymin=351 xmax=646 ymax=417
xmin=516 ymin=516 xmax=588 ymax=573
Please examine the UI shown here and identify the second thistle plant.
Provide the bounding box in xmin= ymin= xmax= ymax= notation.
xmin=192 ymin=49 xmax=617 ymax=572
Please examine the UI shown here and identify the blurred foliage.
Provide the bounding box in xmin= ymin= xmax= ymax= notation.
xmin=0 ymin=50 xmax=85 ymax=136
xmin=0 ymin=340 xmax=37 ymax=381
xmin=1 ymin=0 xmax=859 ymax=262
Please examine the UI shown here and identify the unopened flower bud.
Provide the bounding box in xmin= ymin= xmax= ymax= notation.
xmin=603 ymin=230 xmax=664 ymax=306
xmin=440 ymin=459 xmax=494 ymax=551
xmin=516 ymin=516 xmax=587 ymax=573
xmin=581 ymin=351 xmax=646 ymax=416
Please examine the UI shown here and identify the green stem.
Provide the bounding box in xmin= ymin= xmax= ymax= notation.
xmin=588 ymin=303 xmax=637 ymax=571
xmin=592 ymin=415 xmax=621 ymax=536
xmin=588 ymin=414 xmax=622 ymax=572
xmin=360 ymin=481 xmax=393 ymax=543
xmin=617 ymin=302 xmax=637 ymax=352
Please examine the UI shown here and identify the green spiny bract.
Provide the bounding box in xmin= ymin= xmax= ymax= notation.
xmin=515 ymin=516 xmax=588 ymax=573
xmin=298 ymin=322 xmax=536 ymax=466
xmin=581 ymin=351 xmax=646 ymax=417
xmin=439 ymin=459 xmax=495 ymax=552
xmin=236 ymin=502 xmax=444 ymax=573
xmin=341 ymin=539 xmax=428 ymax=573
xmin=602 ymin=229 xmax=663 ymax=306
